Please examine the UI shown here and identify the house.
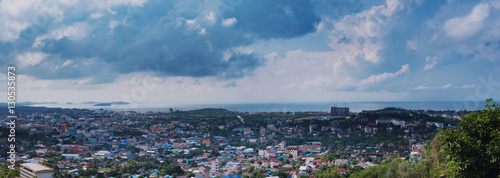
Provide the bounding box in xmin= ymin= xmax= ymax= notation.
xmin=337 ymin=168 xmax=347 ymax=175
xmin=94 ymin=150 xmax=113 ymax=159
xmin=202 ymin=139 xmax=211 ymax=146
xmin=410 ymin=151 xmax=422 ymax=163
xmin=226 ymin=162 xmax=241 ymax=172
xmin=202 ymin=153 xmax=211 ymax=158
xmin=298 ymin=166 xmax=311 ymax=174
xmin=335 ymin=159 xmax=349 ymax=166
xmin=62 ymin=154 xmax=80 ymax=160
xmin=356 ymin=162 xmax=376 ymax=169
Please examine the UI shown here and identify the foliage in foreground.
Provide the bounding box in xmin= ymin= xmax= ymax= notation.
xmin=348 ymin=99 xmax=500 ymax=178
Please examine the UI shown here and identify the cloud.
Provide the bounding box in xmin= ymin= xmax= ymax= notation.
xmin=17 ymin=52 xmax=49 ymax=67
xmin=327 ymin=0 xmax=405 ymax=64
xmin=34 ymin=22 xmax=89 ymax=47
xmin=444 ymin=3 xmax=490 ymax=40
xmin=0 ymin=0 xmax=64 ymax=42
xmin=414 ymin=83 xmax=454 ymax=90
xmin=406 ymin=40 xmax=417 ymax=50
xmin=62 ymin=60 xmax=73 ymax=67
xmin=455 ymin=84 xmax=475 ymax=88
xmin=224 ymin=0 xmax=320 ymax=39
xmin=221 ymin=17 xmax=237 ymax=27
xmin=411 ymin=1 xmax=500 ymax=61
xmin=359 ymin=64 xmax=410 ymax=86
xmin=0 ymin=0 xmax=320 ymax=83
xmin=423 ymin=56 xmax=437 ymax=71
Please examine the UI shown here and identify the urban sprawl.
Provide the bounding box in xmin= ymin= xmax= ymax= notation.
xmin=0 ymin=106 xmax=465 ymax=178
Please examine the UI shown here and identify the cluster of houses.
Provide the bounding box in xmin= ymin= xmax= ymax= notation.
xmin=0 ymin=107 xmax=459 ymax=177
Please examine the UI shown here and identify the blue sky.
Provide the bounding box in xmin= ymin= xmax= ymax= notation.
xmin=1 ymin=0 xmax=500 ymax=105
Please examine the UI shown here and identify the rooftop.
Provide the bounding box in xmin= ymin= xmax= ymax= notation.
xmin=21 ymin=163 xmax=54 ymax=173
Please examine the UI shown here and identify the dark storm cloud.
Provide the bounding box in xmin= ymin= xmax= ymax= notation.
xmin=5 ymin=0 xmax=320 ymax=82
xmin=226 ymin=0 xmax=320 ymax=39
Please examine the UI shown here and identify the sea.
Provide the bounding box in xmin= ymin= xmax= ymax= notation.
xmin=29 ymin=101 xmax=487 ymax=113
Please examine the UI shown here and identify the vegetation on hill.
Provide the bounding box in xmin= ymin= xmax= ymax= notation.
xmin=315 ymin=99 xmax=500 ymax=177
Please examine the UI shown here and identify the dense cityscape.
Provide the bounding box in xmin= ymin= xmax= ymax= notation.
xmin=0 ymin=104 xmax=470 ymax=177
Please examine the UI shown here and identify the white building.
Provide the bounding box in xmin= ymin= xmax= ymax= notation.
xmin=61 ymin=154 xmax=80 ymax=160
xmin=335 ymin=159 xmax=349 ymax=166
xmin=410 ymin=151 xmax=422 ymax=163
xmin=20 ymin=163 xmax=53 ymax=178
xmin=94 ymin=150 xmax=113 ymax=159
xmin=376 ymin=119 xmax=405 ymax=128
xmin=210 ymin=160 xmax=219 ymax=176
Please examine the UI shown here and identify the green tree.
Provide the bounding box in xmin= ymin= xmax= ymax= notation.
xmin=438 ymin=99 xmax=500 ymax=177
xmin=247 ymin=165 xmax=255 ymax=173
xmin=185 ymin=172 xmax=195 ymax=177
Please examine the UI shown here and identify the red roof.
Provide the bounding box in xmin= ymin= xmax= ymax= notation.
xmin=337 ymin=168 xmax=347 ymax=173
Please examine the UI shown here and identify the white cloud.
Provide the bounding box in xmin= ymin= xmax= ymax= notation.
xmin=16 ymin=75 xmax=54 ymax=90
xmin=62 ymin=60 xmax=73 ymax=67
xmin=0 ymin=0 xmax=146 ymax=42
xmin=444 ymin=3 xmax=490 ymax=40
xmin=205 ymin=11 xmax=217 ymax=24
xmin=17 ymin=52 xmax=49 ymax=67
xmin=84 ymin=0 xmax=146 ymax=10
xmin=221 ymin=17 xmax=237 ymax=27
xmin=0 ymin=0 xmax=64 ymax=42
xmin=442 ymin=83 xmax=453 ymax=89
xmin=359 ymin=64 xmax=410 ymax=86
xmin=77 ymin=78 xmax=94 ymax=85
xmin=199 ymin=28 xmax=206 ymax=35
xmin=414 ymin=84 xmax=454 ymax=90
xmin=90 ymin=12 xmax=104 ymax=19
xmin=455 ymin=84 xmax=476 ymax=88
xmin=34 ymin=22 xmax=89 ymax=47
xmin=109 ymin=20 xmax=119 ymax=30
xmin=406 ymin=40 xmax=417 ymax=50
xmin=423 ymin=56 xmax=437 ymax=71
xmin=385 ymin=0 xmax=404 ymax=16
xmin=328 ymin=0 xmax=405 ymax=64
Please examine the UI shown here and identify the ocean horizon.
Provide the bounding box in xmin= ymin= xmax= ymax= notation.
xmin=27 ymin=101 xmax=488 ymax=113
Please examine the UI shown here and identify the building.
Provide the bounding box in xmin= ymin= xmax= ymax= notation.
xmin=210 ymin=160 xmax=219 ymax=176
xmin=244 ymin=127 xmax=251 ymax=135
xmin=337 ymin=168 xmax=347 ymax=175
xmin=94 ymin=150 xmax=113 ymax=159
xmin=331 ymin=107 xmax=349 ymax=117
xmin=410 ymin=151 xmax=422 ymax=163
xmin=364 ymin=126 xmax=372 ymax=134
xmin=260 ymin=127 xmax=266 ymax=136
xmin=356 ymin=162 xmax=377 ymax=169
xmin=202 ymin=139 xmax=211 ymax=146
xmin=20 ymin=163 xmax=53 ymax=178
xmin=426 ymin=122 xmax=444 ymax=129
xmin=226 ymin=162 xmax=241 ymax=171
xmin=335 ymin=159 xmax=349 ymax=166
xmin=376 ymin=118 xmax=405 ymax=128
xmin=61 ymin=154 xmax=80 ymax=160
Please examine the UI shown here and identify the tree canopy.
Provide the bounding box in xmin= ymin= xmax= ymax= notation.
xmin=438 ymin=99 xmax=500 ymax=177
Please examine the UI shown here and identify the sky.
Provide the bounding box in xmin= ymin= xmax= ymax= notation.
xmin=1 ymin=0 xmax=500 ymax=105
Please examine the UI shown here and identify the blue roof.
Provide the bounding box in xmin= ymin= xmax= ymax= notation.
xmin=222 ymin=174 xmax=241 ymax=178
